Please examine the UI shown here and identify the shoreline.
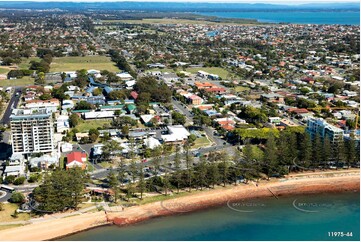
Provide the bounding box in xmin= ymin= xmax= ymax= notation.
xmin=0 ymin=172 xmax=359 ymax=241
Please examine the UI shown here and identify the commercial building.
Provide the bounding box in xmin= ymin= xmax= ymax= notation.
xmin=10 ymin=109 xmax=55 ymax=154
xmin=161 ymin=125 xmax=190 ymax=144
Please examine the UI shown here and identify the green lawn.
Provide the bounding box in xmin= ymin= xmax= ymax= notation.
xmin=0 ymin=76 xmax=34 ymax=87
xmin=0 ymin=203 xmax=30 ymax=223
xmin=50 ymin=56 xmax=120 ymax=72
xmin=98 ymin=161 xmax=114 ymax=169
xmin=186 ymin=67 xmax=230 ymax=79
xmin=0 ymin=67 xmax=9 ymax=74
xmin=234 ymin=86 xmax=250 ymax=92
xmin=75 ymin=119 xmax=112 ymax=132
xmin=18 ymin=57 xmax=41 ymax=69
xmin=86 ymin=161 xmax=95 ymax=172
xmin=192 ymin=136 xmax=212 ymax=149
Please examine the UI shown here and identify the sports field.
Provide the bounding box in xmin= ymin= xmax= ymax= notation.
xmin=50 ymin=56 xmax=120 ymax=72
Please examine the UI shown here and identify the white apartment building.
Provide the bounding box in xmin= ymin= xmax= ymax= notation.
xmin=306 ymin=117 xmax=344 ymax=143
xmin=10 ymin=109 xmax=55 ymax=154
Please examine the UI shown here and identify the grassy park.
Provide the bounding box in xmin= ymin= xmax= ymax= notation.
xmin=18 ymin=57 xmax=41 ymax=69
xmin=50 ymin=56 xmax=120 ymax=72
xmin=75 ymin=119 xmax=112 ymax=132
xmin=0 ymin=203 xmax=30 ymax=223
xmin=0 ymin=76 xmax=34 ymax=87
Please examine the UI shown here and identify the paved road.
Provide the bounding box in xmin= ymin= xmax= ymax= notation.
xmin=0 ymin=189 xmax=12 ymax=202
xmin=1 ymin=87 xmax=22 ymax=125
xmin=170 ymin=99 xmax=224 ymax=145
xmin=171 ymin=99 xmax=193 ymax=124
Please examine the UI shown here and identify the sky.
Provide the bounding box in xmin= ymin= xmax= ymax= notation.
xmin=0 ymin=0 xmax=358 ymax=4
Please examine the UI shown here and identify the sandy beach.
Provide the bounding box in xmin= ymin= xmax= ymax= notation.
xmin=0 ymin=171 xmax=359 ymax=241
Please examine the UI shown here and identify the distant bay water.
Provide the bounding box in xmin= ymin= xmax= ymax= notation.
xmin=198 ymin=11 xmax=360 ymax=25
xmin=62 ymin=192 xmax=360 ymax=241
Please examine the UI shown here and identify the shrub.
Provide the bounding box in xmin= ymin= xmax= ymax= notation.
xmin=10 ymin=192 xmax=25 ymax=203
xmin=13 ymin=177 xmax=26 ymax=185
xmin=5 ymin=175 xmax=16 ymax=184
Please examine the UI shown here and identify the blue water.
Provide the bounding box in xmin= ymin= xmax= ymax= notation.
xmin=198 ymin=11 xmax=360 ymax=25
xmin=62 ymin=192 xmax=360 ymax=241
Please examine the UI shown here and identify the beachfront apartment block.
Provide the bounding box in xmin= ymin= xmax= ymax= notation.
xmin=10 ymin=108 xmax=55 ymax=154
xmin=306 ymin=117 xmax=344 ymax=143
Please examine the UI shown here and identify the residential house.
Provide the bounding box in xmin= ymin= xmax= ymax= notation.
xmin=66 ymin=152 xmax=87 ymax=170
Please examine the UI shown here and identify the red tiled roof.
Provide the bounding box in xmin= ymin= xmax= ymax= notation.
xmin=288 ymin=108 xmax=309 ymax=114
xmin=67 ymin=152 xmax=86 ymax=164
xmin=130 ymin=91 xmax=138 ymax=100
xmin=222 ymin=124 xmax=235 ymax=131
xmin=189 ymin=95 xmax=202 ymax=100
xmin=218 ymin=120 xmax=235 ymax=125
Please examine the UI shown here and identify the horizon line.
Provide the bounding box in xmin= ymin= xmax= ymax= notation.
xmin=0 ymin=0 xmax=359 ymax=5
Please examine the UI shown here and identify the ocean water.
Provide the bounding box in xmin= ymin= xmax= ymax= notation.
xmin=62 ymin=192 xmax=360 ymax=241
xmin=197 ymin=11 xmax=360 ymax=25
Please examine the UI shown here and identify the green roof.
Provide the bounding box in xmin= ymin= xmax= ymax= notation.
xmin=72 ymin=110 xmax=91 ymax=113
xmin=127 ymin=104 xmax=136 ymax=110
xmin=100 ymin=104 xmax=125 ymax=110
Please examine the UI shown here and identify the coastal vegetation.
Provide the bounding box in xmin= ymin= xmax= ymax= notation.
xmin=94 ymin=130 xmax=359 ymax=205
xmin=33 ymin=168 xmax=88 ymax=213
